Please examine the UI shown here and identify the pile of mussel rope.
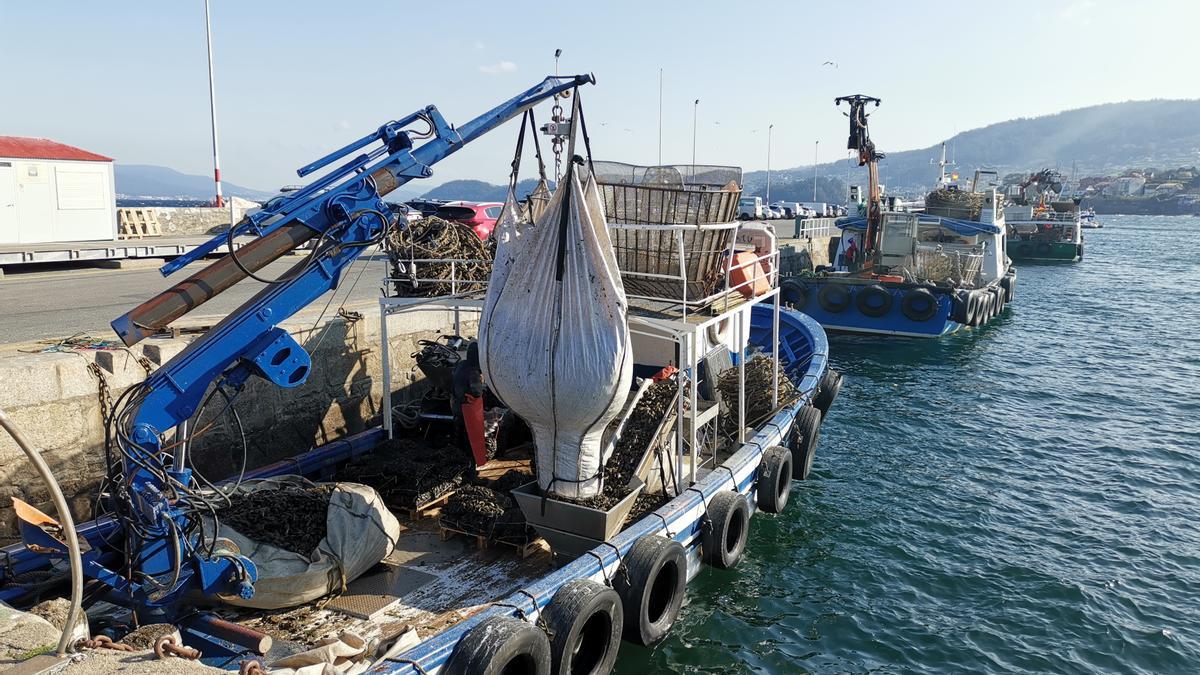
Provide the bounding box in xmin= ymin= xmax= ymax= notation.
xmin=718 ymin=355 xmax=799 ymax=439
xmin=335 ymin=438 xmax=469 ymax=510
xmin=925 ymin=188 xmax=984 ymax=220
xmin=218 ymin=484 xmax=334 ymax=556
xmin=440 ymin=470 xmax=536 ymax=545
xmin=384 ymin=217 xmax=494 ymax=297
xmin=555 ymin=378 xmax=678 ymax=511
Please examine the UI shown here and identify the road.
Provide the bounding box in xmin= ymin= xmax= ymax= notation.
xmin=0 ymin=253 xmax=392 ymax=348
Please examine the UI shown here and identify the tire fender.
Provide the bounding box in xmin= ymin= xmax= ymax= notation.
xmin=780 ymin=279 xmax=809 ymax=310
xmin=613 ymin=536 xmax=687 ymax=646
xmin=900 ymin=287 xmax=939 ymax=322
xmin=855 ymin=284 xmax=893 ymax=318
xmin=811 ymin=370 xmax=841 ymax=418
xmin=702 ymin=491 xmax=750 ymax=570
xmin=445 ymin=615 xmax=551 ymax=675
xmin=543 ymin=580 xmax=622 ymax=675
xmin=817 ymin=284 xmax=852 ymax=314
xmin=756 ymin=446 xmax=793 ymax=514
xmin=789 ymin=405 xmax=822 ymax=480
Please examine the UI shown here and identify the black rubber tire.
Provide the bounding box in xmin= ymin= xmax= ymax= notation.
xmin=855 ymin=284 xmax=893 ymax=318
xmin=1017 ymin=242 xmax=1034 ymax=257
xmin=974 ymin=293 xmax=992 ymax=325
xmin=614 ymin=536 xmax=687 ymax=647
xmin=900 ymin=288 xmax=939 ymax=322
xmin=811 ymin=370 xmax=841 ymax=417
xmin=1000 ymin=274 xmax=1015 ymax=303
xmin=756 ymin=446 xmax=792 ymax=514
xmin=951 ymin=290 xmax=970 ymax=324
xmin=1077 ymin=244 xmax=1084 ymax=261
xmin=789 ymin=405 xmax=822 ymax=480
xmin=780 ymin=279 xmax=809 ymax=311
xmin=543 ymin=580 xmax=622 ymax=675
xmin=990 ymin=286 xmax=1005 ymax=316
xmin=702 ymin=491 xmax=750 ymax=570
xmin=817 ymin=284 xmax=852 ymax=313
xmin=964 ymin=292 xmax=980 ymax=326
xmin=1035 ymin=242 xmax=1052 ymax=256
xmin=445 ymin=615 xmax=551 ymax=675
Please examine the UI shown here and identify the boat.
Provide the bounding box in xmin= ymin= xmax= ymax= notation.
xmin=780 ymin=99 xmax=1015 ymax=338
xmin=0 ymin=163 xmax=837 ymax=675
xmin=1079 ymin=207 xmax=1102 ymax=228
xmin=1003 ymin=169 xmax=1085 ymax=261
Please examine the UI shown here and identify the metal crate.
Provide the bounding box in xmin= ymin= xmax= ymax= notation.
xmin=593 ymin=161 xmax=742 ymax=226
xmin=609 ymin=222 xmax=739 ymax=303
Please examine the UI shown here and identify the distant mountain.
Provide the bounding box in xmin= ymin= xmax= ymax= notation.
xmin=115 ymin=164 xmax=274 ymax=201
xmin=421 ymin=178 xmax=553 ymax=202
xmin=746 ymin=99 xmax=1200 ymax=194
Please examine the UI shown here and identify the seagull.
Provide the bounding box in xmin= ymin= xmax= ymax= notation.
xmin=623 ymin=128 xmax=633 ymax=133
xmin=822 ymin=61 xmax=838 ymax=68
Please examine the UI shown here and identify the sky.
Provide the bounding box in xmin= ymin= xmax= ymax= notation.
xmin=2 ymin=0 xmax=1198 ymax=193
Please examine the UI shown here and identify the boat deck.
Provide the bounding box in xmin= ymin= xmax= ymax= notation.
xmin=228 ymin=455 xmax=554 ymax=659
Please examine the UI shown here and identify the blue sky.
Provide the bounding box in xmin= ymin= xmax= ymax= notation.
xmin=2 ymin=0 xmax=1197 ymax=192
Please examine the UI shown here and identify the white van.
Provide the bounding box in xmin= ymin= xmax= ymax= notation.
xmin=738 ymin=196 xmax=763 ymax=220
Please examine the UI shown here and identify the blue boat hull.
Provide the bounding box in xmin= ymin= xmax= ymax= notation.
xmin=781 ymin=279 xmax=1006 ymax=338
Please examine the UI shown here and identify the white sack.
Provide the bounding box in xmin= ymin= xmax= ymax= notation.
xmin=215 ymin=477 xmax=400 ymax=610
xmin=481 ymin=173 xmax=633 ymax=499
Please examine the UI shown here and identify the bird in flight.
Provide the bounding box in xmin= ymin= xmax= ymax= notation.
xmin=822 ymin=61 xmax=838 ymax=68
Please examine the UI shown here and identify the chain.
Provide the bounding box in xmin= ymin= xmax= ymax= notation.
xmin=76 ymin=635 xmax=135 ymax=652
xmin=87 ymin=362 xmax=113 ymax=422
xmin=154 ymin=635 xmax=201 ymax=660
xmin=551 ymin=94 xmax=566 ymax=183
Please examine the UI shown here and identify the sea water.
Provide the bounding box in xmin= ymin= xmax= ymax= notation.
xmin=615 ymin=215 xmax=1200 ymax=673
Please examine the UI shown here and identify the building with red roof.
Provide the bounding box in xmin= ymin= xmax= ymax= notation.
xmin=0 ymin=136 xmax=116 ymax=244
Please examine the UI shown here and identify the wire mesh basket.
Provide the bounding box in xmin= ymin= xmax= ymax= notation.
xmin=609 ymin=222 xmax=739 ymax=302
xmin=915 ymin=244 xmax=983 ymax=286
xmin=593 ymin=161 xmax=742 ymax=225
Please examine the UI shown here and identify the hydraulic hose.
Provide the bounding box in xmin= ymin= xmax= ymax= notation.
xmin=0 ymin=408 xmax=85 ymax=656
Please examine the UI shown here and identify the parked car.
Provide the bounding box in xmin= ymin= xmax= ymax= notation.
xmin=737 ymin=196 xmax=763 ymax=220
xmin=770 ymin=202 xmax=797 ymax=218
xmin=385 ymin=202 xmax=422 ymax=226
xmin=405 ymin=199 xmax=448 ymax=217
xmin=435 ymin=201 xmax=505 ymax=239
xmin=761 ymin=205 xmax=783 ymax=219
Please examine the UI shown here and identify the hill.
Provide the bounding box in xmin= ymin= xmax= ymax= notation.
xmin=115 ymin=164 xmax=274 ymax=201
xmin=745 ymin=99 xmax=1200 ymax=195
xmin=420 ymin=178 xmax=553 ymax=202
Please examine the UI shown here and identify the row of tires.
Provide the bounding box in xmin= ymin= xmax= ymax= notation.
xmin=949 ymin=274 xmax=1015 ymax=327
xmin=444 ymin=370 xmax=843 ymax=675
xmin=781 ymin=280 xmax=942 ymax=323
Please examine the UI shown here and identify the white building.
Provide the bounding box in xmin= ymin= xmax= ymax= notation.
xmin=1105 ymin=176 xmax=1146 ymax=197
xmin=0 ymin=136 xmax=116 ymax=244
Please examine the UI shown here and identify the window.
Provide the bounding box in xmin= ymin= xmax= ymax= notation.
xmin=484 ymin=206 xmax=502 ymax=219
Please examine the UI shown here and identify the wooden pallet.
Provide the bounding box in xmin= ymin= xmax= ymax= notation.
xmin=438 ymin=524 xmax=543 ymax=560
xmin=397 ymin=489 xmax=456 ymax=521
xmin=117 ymin=208 xmax=163 ymax=239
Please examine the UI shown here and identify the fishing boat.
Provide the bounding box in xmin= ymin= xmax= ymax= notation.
xmin=780 ymin=98 xmax=1015 ymax=338
xmin=1079 ymin=207 xmax=1102 ymax=228
xmin=1 ymin=162 xmax=837 ymax=675
xmin=1003 ymin=169 xmax=1085 ymax=261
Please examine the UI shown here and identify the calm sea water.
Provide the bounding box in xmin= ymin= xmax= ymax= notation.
xmin=615 ymin=215 xmax=1200 ymax=674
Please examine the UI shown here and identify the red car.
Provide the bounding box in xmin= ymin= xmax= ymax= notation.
xmin=436 ymin=201 xmax=504 ymax=240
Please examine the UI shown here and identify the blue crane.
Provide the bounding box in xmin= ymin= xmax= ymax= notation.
xmin=16 ymin=75 xmax=594 ymax=631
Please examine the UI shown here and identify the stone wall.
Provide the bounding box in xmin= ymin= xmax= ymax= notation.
xmin=151 ymin=203 xmax=257 ymax=237
xmin=0 ymin=303 xmax=475 ymax=544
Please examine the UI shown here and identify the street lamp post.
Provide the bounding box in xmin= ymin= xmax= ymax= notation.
xmin=813 ymin=140 xmax=819 ymax=203
xmin=691 ymin=99 xmax=699 ymax=180
xmin=204 ymin=0 xmax=223 ymax=208
xmin=766 ymin=123 xmax=774 ymax=205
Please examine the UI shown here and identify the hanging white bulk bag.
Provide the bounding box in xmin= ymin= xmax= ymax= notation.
xmin=481 ymin=168 xmax=632 ymax=500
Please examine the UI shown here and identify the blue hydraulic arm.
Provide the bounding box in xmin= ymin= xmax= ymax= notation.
xmin=95 ymin=74 xmax=593 ymax=618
